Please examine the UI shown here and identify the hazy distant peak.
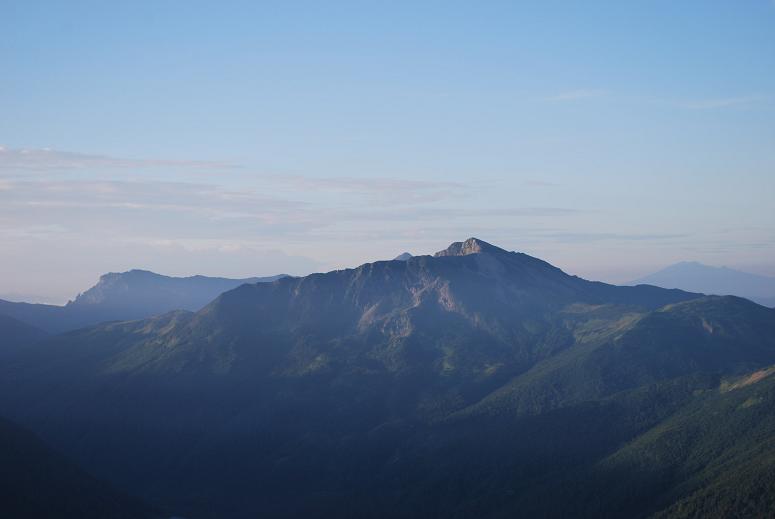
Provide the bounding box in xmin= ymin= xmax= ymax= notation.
xmin=663 ymin=261 xmax=727 ymax=271
xmin=672 ymin=261 xmax=704 ymax=268
xmin=393 ymin=252 xmax=412 ymax=261
xmin=69 ymin=270 xmax=287 ymax=311
xmin=632 ymin=261 xmax=775 ymax=306
xmin=97 ymin=269 xmax=158 ymax=281
xmin=434 ymin=237 xmax=506 ymax=257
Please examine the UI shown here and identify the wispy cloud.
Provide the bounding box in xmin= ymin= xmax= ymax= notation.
xmin=0 ymin=146 xmax=471 ymax=206
xmin=545 ymin=89 xmax=608 ymax=102
xmin=0 ymin=146 xmax=237 ymax=171
xmin=0 ymin=179 xmax=304 ymax=224
xmin=535 ymin=231 xmax=688 ymax=243
xmin=0 ymin=223 xmax=70 ymax=240
xmin=0 ymin=175 xmax=583 ymax=241
xmin=523 ymin=180 xmax=558 ymax=187
xmin=675 ymin=95 xmax=767 ymax=110
xmin=266 ymin=174 xmax=467 ymax=204
xmin=327 ymin=206 xmax=582 ymax=223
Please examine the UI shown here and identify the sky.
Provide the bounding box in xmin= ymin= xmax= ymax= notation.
xmin=2 ymin=0 xmax=774 ymax=303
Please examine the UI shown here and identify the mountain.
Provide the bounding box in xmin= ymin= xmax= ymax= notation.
xmin=2 ymin=238 xmax=774 ymax=518
xmin=599 ymin=365 xmax=775 ymax=519
xmin=471 ymin=361 xmax=775 ymax=519
xmin=0 ymin=291 xmax=56 ymax=304
xmin=393 ymin=252 xmax=413 ymax=261
xmin=69 ymin=269 xmax=287 ymax=315
xmin=631 ymin=261 xmax=775 ymax=307
xmin=0 ymin=415 xmax=157 ymax=518
xmin=0 ymin=270 xmax=287 ymax=333
xmin=0 ymin=313 xmax=47 ymax=354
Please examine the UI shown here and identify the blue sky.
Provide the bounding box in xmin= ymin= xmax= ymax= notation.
xmin=2 ymin=1 xmax=774 ymax=302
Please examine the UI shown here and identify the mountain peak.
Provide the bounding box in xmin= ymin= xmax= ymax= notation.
xmin=434 ymin=237 xmax=506 ymax=257
xmin=97 ymin=269 xmax=158 ymax=281
xmin=393 ymin=252 xmax=413 ymax=261
xmin=631 ymin=260 xmax=775 ymax=306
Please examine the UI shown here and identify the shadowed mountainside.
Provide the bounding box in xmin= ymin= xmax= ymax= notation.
xmin=0 ymin=415 xmax=158 ymax=519
xmin=0 ymin=313 xmax=48 ymax=354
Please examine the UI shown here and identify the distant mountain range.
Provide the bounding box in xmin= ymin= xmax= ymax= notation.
xmin=3 ymin=238 xmax=775 ymax=517
xmin=632 ymin=261 xmax=775 ymax=307
xmin=0 ymin=270 xmax=287 ymax=333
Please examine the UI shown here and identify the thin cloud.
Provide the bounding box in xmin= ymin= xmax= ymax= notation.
xmin=676 ymin=95 xmax=766 ymax=110
xmin=266 ymin=174 xmax=468 ymax=204
xmin=316 ymin=206 xmax=583 ymax=225
xmin=523 ymin=180 xmax=558 ymax=187
xmin=0 ymin=175 xmax=585 ymax=245
xmin=0 ymin=179 xmax=304 ymax=222
xmin=280 ymin=175 xmax=463 ymax=192
xmin=545 ymin=89 xmax=608 ymax=102
xmin=537 ymin=231 xmax=688 ymax=243
xmin=0 ymin=146 xmax=237 ymax=171
xmin=0 ymin=224 xmax=69 ymax=239
xmin=1 ymin=147 xmax=468 ymax=206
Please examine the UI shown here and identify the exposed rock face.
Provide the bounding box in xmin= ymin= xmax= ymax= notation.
xmin=433 ymin=237 xmax=506 ymax=257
